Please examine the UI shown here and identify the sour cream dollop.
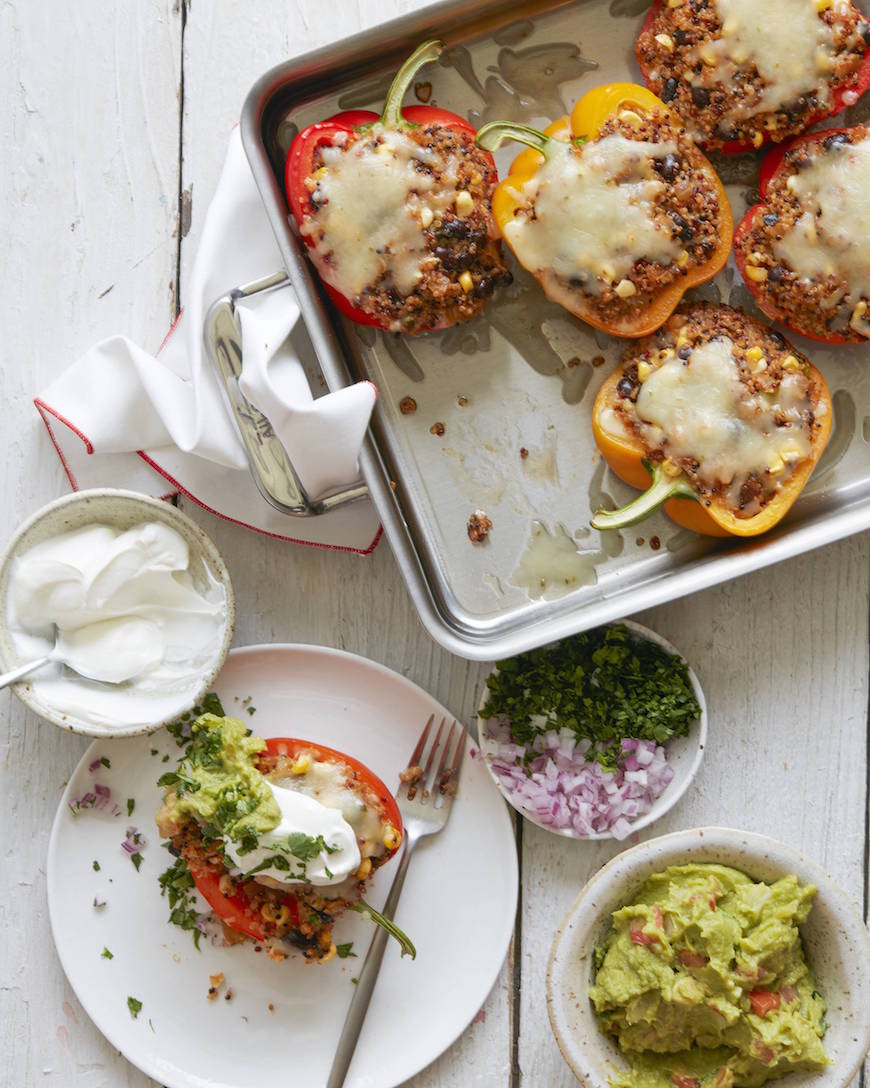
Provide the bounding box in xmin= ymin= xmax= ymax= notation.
xmin=224 ymin=781 xmax=361 ymax=887
xmin=7 ymin=521 xmax=227 ymax=727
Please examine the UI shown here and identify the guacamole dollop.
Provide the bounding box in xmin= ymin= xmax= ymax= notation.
xmin=161 ymin=713 xmax=280 ymax=839
xmin=589 ymin=863 xmax=828 ymax=1088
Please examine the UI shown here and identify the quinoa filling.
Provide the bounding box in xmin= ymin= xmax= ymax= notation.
xmin=636 ymin=0 xmax=869 ymax=149
xmin=301 ymin=122 xmax=510 ymax=334
xmin=612 ymin=306 xmax=821 ymax=518
xmin=737 ymin=127 xmax=870 ymax=341
xmin=502 ymin=111 xmax=722 ymax=325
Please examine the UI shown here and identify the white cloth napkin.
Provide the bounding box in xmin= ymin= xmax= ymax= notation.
xmin=35 ymin=128 xmax=381 ymax=554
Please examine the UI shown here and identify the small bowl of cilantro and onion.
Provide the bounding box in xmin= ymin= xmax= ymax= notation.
xmin=476 ymin=622 xmax=706 ymax=841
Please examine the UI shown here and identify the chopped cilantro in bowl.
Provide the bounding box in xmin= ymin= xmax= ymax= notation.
xmin=477 ymin=623 xmax=705 ymax=840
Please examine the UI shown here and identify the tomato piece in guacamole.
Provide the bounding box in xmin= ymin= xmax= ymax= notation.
xmin=589 ymin=863 xmax=828 ymax=1088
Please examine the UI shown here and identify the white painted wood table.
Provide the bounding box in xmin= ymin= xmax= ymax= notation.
xmin=2 ymin=2 xmax=868 ymax=1086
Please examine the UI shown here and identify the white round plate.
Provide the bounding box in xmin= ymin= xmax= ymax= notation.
xmin=47 ymin=644 xmax=518 ymax=1088
xmin=475 ymin=620 xmax=707 ymax=840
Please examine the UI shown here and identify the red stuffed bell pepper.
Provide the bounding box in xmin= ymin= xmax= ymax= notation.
xmin=635 ymin=0 xmax=870 ymax=154
xmin=734 ymin=124 xmax=870 ymax=343
xmin=285 ymin=40 xmax=510 ymax=335
xmin=156 ymin=713 xmax=412 ymax=963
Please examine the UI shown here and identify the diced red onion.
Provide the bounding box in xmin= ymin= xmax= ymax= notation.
xmin=68 ymin=786 xmax=121 ymax=818
xmin=482 ymin=720 xmax=676 ymax=839
xmin=94 ymin=783 xmax=111 ymax=798
xmin=122 ymin=826 xmax=147 ymax=853
xmin=88 ymin=758 xmax=103 ymax=773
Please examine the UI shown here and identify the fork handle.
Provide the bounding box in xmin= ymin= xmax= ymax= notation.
xmin=326 ymin=830 xmax=418 ymax=1088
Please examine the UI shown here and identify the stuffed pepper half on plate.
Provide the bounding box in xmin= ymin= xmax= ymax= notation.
xmin=285 ymin=40 xmax=510 ymax=335
xmin=476 ymin=83 xmax=732 ymax=338
xmin=735 ymin=125 xmax=870 ymax=343
xmin=591 ymin=304 xmax=832 ymax=537
xmin=156 ymin=713 xmax=412 ymax=962
xmin=635 ymin=0 xmax=870 ymax=153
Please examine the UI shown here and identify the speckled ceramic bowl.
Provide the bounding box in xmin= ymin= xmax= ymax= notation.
xmin=0 ymin=489 xmax=235 ymax=738
xmin=547 ymin=827 xmax=870 ymax=1088
xmin=476 ymin=621 xmax=707 ymax=841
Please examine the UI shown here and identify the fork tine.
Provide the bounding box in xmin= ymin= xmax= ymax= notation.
xmin=447 ymin=725 xmax=466 ymax=780
xmin=420 ymin=717 xmax=446 ymax=786
xmin=432 ymin=721 xmax=457 ymax=787
xmin=406 ymin=713 xmax=434 ymax=768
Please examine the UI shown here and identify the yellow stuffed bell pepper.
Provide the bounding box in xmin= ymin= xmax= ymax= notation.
xmin=589 ymin=304 xmax=833 ymax=538
xmin=476 ymin=83 xmax=732 ymax=339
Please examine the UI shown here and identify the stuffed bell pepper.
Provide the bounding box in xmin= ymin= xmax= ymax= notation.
xmin=476 ymin=83 xmax=732 ymax=338
xmin=285 ymin=40 xmax=510 ymax=335
xmin=156 ymin=712 xmax=412 ymax=963
xmin=635 ymin=0 xmax=870 ymax=153
xmin=590 ymin=304 xmax=832 ymax=537
xmin=735 ymin=125 xmax=870 ymax=343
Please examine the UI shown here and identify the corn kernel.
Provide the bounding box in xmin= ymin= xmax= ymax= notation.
xmin=290 ymin=754 xmax=311 ymax=775
xmin=677 ymin=250 xmax=690 ymax=268
xmin=816 ymin=0 xmax=833 ymax=11
xmin=654 ymin=33 xmax=674 ymax=50
xmin=313 ymin=167 xmax=328 ymax=180
xmin=459 ymin=270 xmax=474 ymax=293
xmin=420 ymin=206 xmax=434 ymax=228
xmin=618 ymin=109 xmax=643 ymax=127
xmin=658 ymin=348 xmax=675 ymax=362
xmin=699 ymin=45 xmax=717 ymax=66
xmin=752 ymin=131 xmax=764 ymax=149
xmin=600 ymin=262 xmax=616 ymax=282
xmin=662 ymin=459 xmax=682 ymax=477
xmin=780 ymin=443 xmax=803 ymax=463
xmin=746 ymin=346 xmax=764 ymax=363
xmin=455 ymin=190 xmax=474 ymax=217
xmin=745 ymin=265 xmax=769 ymax=282
xmin=667 ymin=0 xmax=685 ymax=8
xmin=318 ymin=943 xmax=337 ymax=965
xmin=383 ymin=825 xmax=400 ymax=850
xmin=356 ymin=857 xmax=372 ymax=880
xmin=615 ymin=278 xmax=637 ymax=298
xmin=768 ymin=455 xmax=785 ymax=475
xmin=782 ymin=354 xmax=801 ymax=373
xmin=786 ymin=175 xmax=800 ymax=193
xmin=638 ymin=360 xmax=653 ymax=382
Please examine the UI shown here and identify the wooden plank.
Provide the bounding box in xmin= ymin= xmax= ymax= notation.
xmin=517 ymin=533 xmax=870 ymax=1085
xmin=0 ymin=2 xmax=182 ymax=1085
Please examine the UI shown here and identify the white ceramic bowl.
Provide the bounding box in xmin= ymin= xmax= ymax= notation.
xmin=547 ymin=827 xmax=870 ymax=1088
xmin=475 ymin=620 xmax=707 ymax=841
xmin=0 ymin=489 xmax=235 ymax=738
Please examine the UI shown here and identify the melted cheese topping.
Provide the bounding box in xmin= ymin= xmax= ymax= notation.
xmin=775 ymin=136 xmax=870 ymax=332
xmin=502 ymin=135 xmax=681 ymax=295
xmin=635 ymin=338 xmax=812 ymax=510
xmin=303 ymin=126 xmax=456 ymax=297
xmin=695 ymin=0 xmax=847 ymax=123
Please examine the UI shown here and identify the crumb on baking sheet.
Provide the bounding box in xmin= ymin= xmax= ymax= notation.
xmin=430 ymin=421 xmax=445 ymax=436
xmin=520 ymin=447 xmax=529 ymax=459
xmin=399 ymin=396 xmax=417 ymax=414
xmin=467 ymin=510 xmax=492 ymax=543
xmin=208 ymin=972 xmax=225 ymax=1000
xmin=414 ymin=80 xmax=432 ymax=103
xmin=457 ymin=395 xmax=469 ymax=406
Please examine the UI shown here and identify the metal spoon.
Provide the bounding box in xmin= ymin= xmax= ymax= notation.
xmin=0 ymin=617 xmax=164 ymax=691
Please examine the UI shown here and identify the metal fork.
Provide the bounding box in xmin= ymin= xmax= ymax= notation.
xmin=326 ymin=714 xmax=466 ymax=1088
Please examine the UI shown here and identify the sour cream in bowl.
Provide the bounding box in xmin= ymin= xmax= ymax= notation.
xmin=0 ymin=489 xmax=234 ymax=737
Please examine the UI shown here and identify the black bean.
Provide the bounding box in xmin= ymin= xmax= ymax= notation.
xmin=673 ymin=29 xmax=689 ymax=46
xmin=769 ymin=265 xmax=785 ymax=283
xmin=691 ymin=85 xmax=711 ymax=108
xmin=862 ymin=22 xmax=870 ymax=44
xmin=769 ymin=330 xmax=786 ymax=347
xmin=661 ymin=77 xmax=678 ymax=103
xmin=823 ymin=132 xmax=849 ymax=151
xmin=763 ymin=212 xmax=779 ymax=227
xmin=678 ymin=345 xmax=692 ymax=360
xmin=617 ymin=376 xmax=638 ymax=401
xmin=656 ymin=153 xmax=681 ymax=181
xmin=670 ymin=212 xmax=694 ymax=242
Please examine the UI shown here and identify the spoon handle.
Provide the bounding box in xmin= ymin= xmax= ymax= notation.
xmin=0 ymin=656 xmax=50 ymax=690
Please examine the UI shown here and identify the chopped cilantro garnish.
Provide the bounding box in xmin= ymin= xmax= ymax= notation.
xmin=127 ymin=799 xmax=135 ymax=817
xmin=158 ymin=856 xmax=203 ymax=949
xmin=92 ymin=860 xmax=100 ymax=872
xmin=93 ymin=897 xmax=106 ymax=910
xmin=479 ymin=624 xmax=699 ymax=770
xmin=100 ymin=756 xmax=111 ymax=769
xmin=130 ymin=852 xmax=143 ymax=872
xmin=150 ymin=748 xmax=159 ymax=757
xmin=101 ymin=947 xmax=113 ymax=959
xmin=161 ymin=754 xmax=169 ymax=763
xmin=246 ymin=706 xmax=256 ymax=716
xmin=336 ymin=943 xmax=356 ymax=959
xmin=127 ymin=996 xmax=142 ymax=1019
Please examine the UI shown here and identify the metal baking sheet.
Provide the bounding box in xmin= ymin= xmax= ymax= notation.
xmin=241 ymin=0 xmax=870 ymax=660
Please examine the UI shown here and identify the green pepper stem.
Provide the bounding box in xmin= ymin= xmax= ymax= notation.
xmin=475 ymin=120 xmax=567 ymax=160
xmin=381 ymin=39 xmax=445 ymax=129
xmin=591 ymin=461 xmax=697 ymax=531
xmin=351 ymin=898 xmax=417 ymax=959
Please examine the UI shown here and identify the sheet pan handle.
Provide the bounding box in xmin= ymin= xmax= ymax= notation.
xmin=204 ymin=271 xmax=369 ymax=517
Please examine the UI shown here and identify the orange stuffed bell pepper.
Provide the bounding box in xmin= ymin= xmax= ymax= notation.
xmin=590 ymin=304 xmax=832 ymax=538
xmin=476 ymin=83 xmax=732 ymax=339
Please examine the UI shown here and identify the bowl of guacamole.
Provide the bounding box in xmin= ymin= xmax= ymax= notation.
xmin=546 ymin=829 xmax=870 ymax=1088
